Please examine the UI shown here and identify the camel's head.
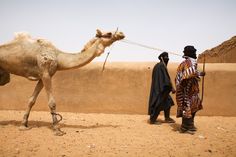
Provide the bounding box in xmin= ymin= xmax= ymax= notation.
xmin=96 ymin=29 xmax=125 ymax=45
xmin=95 ymin=29 xmax=125 ymax=56
xmin=81 ymin=29 xmax=125 ymax=56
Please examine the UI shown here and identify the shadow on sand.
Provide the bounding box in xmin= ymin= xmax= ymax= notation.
xmin=169 ymin=123 xmax=195 ymax=135
xmin=169 ymin=123 xmax=182 ymax=132
xmin=0 ymin=120 xmax=120 ymax=130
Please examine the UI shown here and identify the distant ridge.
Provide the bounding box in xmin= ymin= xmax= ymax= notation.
xmin=198 ymin=36 xmax=236 ymax=63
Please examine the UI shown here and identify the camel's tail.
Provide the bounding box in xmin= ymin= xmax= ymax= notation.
xmin=0 ymin=68 xmax=10 ymax=86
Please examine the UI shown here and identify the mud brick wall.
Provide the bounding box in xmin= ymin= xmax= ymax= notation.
xmin=1 ymin=62 xmax=235 ymax=116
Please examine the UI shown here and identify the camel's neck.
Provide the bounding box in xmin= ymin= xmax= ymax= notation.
xmin=57 ymin=40 xmax=100 ymax=70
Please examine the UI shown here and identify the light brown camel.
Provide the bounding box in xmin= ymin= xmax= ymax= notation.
xmin=0 ymin=29 xmax=125 ymax=135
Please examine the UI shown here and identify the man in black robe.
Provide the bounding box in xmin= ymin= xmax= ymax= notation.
xmin=148 ymin=52 xmax=175 ymax=124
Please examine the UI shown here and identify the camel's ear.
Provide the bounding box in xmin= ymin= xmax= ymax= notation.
xmin=96 ymin=29 xmax=102 ymax=37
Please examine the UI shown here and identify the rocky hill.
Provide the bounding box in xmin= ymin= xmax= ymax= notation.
xmin=198 ymin=36 xmax=236 ymax=63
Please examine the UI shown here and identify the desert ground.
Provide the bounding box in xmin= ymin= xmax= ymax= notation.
xmin=0 ymin=110 xmax=235 ymax=157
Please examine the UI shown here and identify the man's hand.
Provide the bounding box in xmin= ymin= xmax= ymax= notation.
xmin=199 ymin=71 xmax=206 ymax=76
xmin=171 ymin=88 xmax=176 ymax=94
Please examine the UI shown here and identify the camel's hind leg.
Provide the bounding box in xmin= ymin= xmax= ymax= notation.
xmin=20 ymin=80 xmax=43 ymax=129
xmin=41 ymin=73 xmax=65 ymax=136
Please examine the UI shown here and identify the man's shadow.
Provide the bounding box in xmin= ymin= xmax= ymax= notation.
xmin=169 ymin=123 xmax=181 ymax=132
xmin=146 ymin=118 xmax=182 ymax=132
xmin=169 ymin=122 xmax=195 ymax=135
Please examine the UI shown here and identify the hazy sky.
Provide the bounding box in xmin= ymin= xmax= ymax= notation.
xmin=1 ymin=0 xmax=236 ymax=62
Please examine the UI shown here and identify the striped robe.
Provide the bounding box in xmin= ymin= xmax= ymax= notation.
xmin=175 ymin=57 xmax=202 ymax=118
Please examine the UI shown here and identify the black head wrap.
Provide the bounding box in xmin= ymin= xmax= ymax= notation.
xmin=158 ymin=52 xmax=168 ymax=61
xmin=183 ymin=45 xmax=197 ymax=59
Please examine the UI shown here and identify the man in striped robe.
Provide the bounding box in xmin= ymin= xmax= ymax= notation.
xmin=175 ymin=46 xmax=205 ymax=132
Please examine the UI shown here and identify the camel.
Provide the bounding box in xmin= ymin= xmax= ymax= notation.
xmin=0 ymin=29 xmax=125 ymax=135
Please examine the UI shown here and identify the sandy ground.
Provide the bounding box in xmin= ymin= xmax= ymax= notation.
xmin=0 ymin=110 xmax=235 ymax=157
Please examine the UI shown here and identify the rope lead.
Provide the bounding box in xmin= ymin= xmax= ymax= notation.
xmin=121 ymin=39 xmax=182 ymax=57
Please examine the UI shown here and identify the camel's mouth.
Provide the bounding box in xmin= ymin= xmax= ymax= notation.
xmin=114 ymin=32 xmax=125 ymax=40
xmin=95 ymin=29 xmax=125 ymax=40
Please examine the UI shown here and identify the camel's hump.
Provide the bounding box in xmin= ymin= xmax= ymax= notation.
xmin=13 ymin=32 xmax=56 ymax=49
xmin=14 ymin=32 xmax=32 ymax=40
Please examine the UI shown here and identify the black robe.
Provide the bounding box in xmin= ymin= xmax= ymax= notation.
xmin=148 ymin=62 xmax=174 ymax=115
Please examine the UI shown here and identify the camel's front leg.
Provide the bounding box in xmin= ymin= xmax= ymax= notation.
xmin=20 ymin=80 xmax=43 ymax=130
xmin=41 ymin=72 xmax=65 ymax=136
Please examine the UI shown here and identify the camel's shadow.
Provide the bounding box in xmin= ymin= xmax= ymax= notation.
xmin=0 ymin=120 xmax=120 ymax=130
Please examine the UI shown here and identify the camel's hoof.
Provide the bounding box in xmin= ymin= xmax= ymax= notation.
xmin=52 ymin=126 xmax=66 ymax=136
xmin=19 ymin=125 xmax=32 ymax=131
